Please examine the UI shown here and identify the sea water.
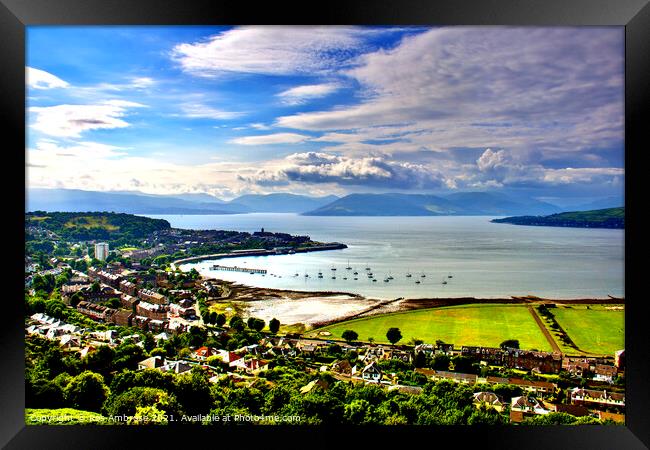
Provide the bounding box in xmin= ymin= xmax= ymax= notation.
xmin=144 ymin=214 xmax=624 ymax=300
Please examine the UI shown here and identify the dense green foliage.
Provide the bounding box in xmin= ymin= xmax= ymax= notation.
xmin=26 ymin=211 xmax=170 ymax=245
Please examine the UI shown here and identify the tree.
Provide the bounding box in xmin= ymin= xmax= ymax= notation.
xmin=269 ymin=318 xmax=280 ymax=334
xmin=252 ymin=318 xmax=265 ymax=332
xmin=386 ymin=328 xmax=402 ymax=345
xmin=229 ymin=316 xmax=245 ymax=332
xmin=216 ymin=313 xmax=226 ymax=328
xmin=64 ymin=371 xmax=109 ymax=412
xmin=209 ymin=311 xmax=217 ymax=325
xmin=500 ymin=339 xmax=520 ymax=349
xmin=414 ymin=351 xmax=427 ymax=368
xmin=341 ymin=330 xmax=359 ymax=344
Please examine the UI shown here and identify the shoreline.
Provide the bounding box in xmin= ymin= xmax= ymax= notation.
xmin=201 ymin=275 xmax=624 ymax=329
xmin=171 ymin=242 xmax=347 ymax=268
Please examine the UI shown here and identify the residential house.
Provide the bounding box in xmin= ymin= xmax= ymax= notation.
xmin=138 ymin=355 xmax=166 ymax=370
xmin=160 ymin=360 xmax=194 ymax=375
xmin=138 ymin=288 xmax=167 ymax=305
xmin=570 ymin=388 xmax=625 ymax=409
xmin=59 ymin=334 xmax=82 ymax=349
xmin=193 ymin=346 xmax=217 ymax=360
xmin=414 ymin=343 xmax=436 ymax=356
xmin=415 ymin=368 xmax=478 ymax=384
xmin=461 ymin=346 xmax=504 ymax=365
xmin=507 ymin=378 xmax=557 ymax=397
xmin=503 ymin=349 xmax=562 ymax=374
xmin=473 ymin=392 xmax=505 ymax=412
xmin=76 ymin=301 xmax=117 ymax=323
xmin=119 ymin=280 xmax=138 ymax=296
xmin=229 ymin=357 xmax=269 ymax=375
xmin=136 ymin=301 xmax=168 ymax=320
xmin=331 ymin=359 xmax=353 ymax=376
xmin=541 ymin=402 xmax=591 ymax=417
xmin=217 ymin=349 xmax=243 ymax=364
xmin=510 ymin=396 xmax=550 ymax=423
xmin=594 ymin=364 xmax=618 ymax=383
xmin=361 ymin=361 xmax=382 ymax=383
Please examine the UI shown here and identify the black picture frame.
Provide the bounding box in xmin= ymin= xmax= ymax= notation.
xmin=2 ymin=0 xmax=648 ymax=448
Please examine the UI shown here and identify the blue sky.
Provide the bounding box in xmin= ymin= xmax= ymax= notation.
xmin=26 ymin=26 xmax=624 ymax=203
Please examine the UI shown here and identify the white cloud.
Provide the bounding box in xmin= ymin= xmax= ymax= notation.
xmin=245 ymin=151 xmax=447 ymax=189
xmin=277 ymin=82 xmax=342 ymax=105
xmin=179 ymin=103 xmax=243 ymax=120
xmin=230 ymin=133 xmax=310 ymax=145
xmin=29 ymin=100 xmax=146 ymax=138
xmin=26 ymin=67 xmax=69 ymax=90
xmin=275 ymin=27 xmax=624 ymax=162
xmin=476 ymin=148 xmax=508 ymax=171
xmin=171 ymin=26 xmax=372 ymax=77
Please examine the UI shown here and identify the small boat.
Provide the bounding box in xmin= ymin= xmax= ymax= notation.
xmin=442 ymin=278 xmax=448 ymax=285
xmin=343 ymin=277 xmax=348 ymax=280
xmin=332 ymin=276 xmax=336 ymax=279
xmin=318 ymin=273 xmax=323 ymax=278
xmin=331 ymin=267 xmax=337 ymax=271
xmin=353 ymin=277 xmax=358 ymax=280
xmin=372 ymin=279 xmax=377 ymax=282
xmin=304 ymin=273 xmax=309 ymax=278
xmin=421 ymin=274 xmax=426 ymax=278
xmin=448 ymin=273 xmax=453 ymax=279
xmin=346 ymin=260 xmax=352 ymax=270
xmin=294 ymin=272 xmax=299 ymax=277
xmin=406 ymin=273 xmax=412 ymax=278
xmin=415 ymin=280 xmax=421 ymax=284
xmin=249 ymin=271 xmax=255 ymax=275
xmin=387 ymin=274 xmax=394 ymax=280
xmin=353 ymin=271 xmax=358 ymax=275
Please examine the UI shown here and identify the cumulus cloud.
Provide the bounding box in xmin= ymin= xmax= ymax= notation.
xmin=277 ymin=82 xmax=342 ymax=105
xmin=230 ymin=133 xmax=311 ymax=145
xmin=476 ymin=148 xmax=508 ymax=171
xmin=245 ymin=152 xmax=447 ymax=189
xmin=26 ymin=67 xmax=69 ymax=90
xmin=171 ymin=26 xmax=372 ymax=77
xmin=29 ymin=100 xmax=146 ymax=138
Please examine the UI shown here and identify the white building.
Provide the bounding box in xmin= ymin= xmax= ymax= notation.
xmin=94 ymin=242 xmax=109 ymax=261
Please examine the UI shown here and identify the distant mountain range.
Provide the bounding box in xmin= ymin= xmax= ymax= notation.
xmin=26 ymin=188 xmax=339 ymax=215
xmin=302 ymin=192 xmax=562 ymax=216
xmin=231 ymin=193 xmax=339 ymax=213
xmin=26 ymin=188 xmax=622 ymax=217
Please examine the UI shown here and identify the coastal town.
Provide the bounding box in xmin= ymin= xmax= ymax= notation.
xmin=24 ymin=212 xmax=625 ymax=425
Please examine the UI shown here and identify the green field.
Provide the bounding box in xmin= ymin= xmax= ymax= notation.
xmin=311 ymin=304 xmax=553 ymax=351
xmin=551 ymin=305 xmax=624 ymax=355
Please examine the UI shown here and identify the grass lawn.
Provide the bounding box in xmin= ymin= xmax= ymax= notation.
xmin=312 ymin=304 xmax=553 ymax=351
xmin=26 ymin=408 xmax=109 ymax=425
xmin=64 ymin=216 xmax=119 ymax=231
xmin=552 ymin=305 xmax=624 ymax=355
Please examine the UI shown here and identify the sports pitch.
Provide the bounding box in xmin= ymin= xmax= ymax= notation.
xmin=312 ymin=303 xmax=554 ymax=351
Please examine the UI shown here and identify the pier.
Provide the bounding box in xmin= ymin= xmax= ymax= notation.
xmin=211 ymin=264 xmax=267 ymax=274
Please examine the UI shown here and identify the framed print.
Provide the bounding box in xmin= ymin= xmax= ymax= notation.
xmin=2 ymin=0 xmax=648 ymax=448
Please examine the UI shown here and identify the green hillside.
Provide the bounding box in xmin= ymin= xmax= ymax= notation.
xmin=25 ymin=211 xmax=171 ymax=243
xmin=492 ymin=207 xmax=624 ymax=229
